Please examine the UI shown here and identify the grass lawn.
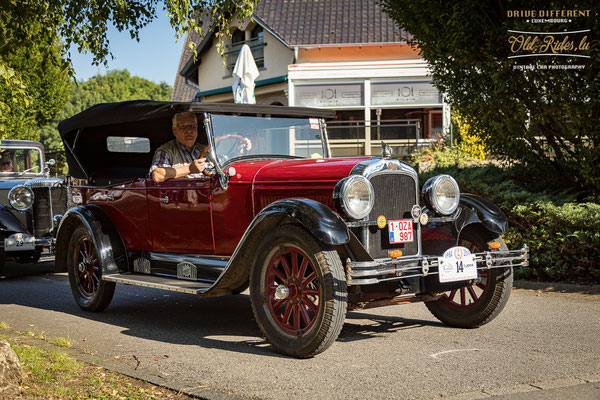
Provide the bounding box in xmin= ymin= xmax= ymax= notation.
xmin=0 ymin=324 xmax=194 ymax=399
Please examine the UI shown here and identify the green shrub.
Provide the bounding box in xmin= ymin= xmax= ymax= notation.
xmin=505 ymin=202 xmax=600 ymax=283
xmin=412 ymin=142 xmax=485 ymax=172
xmin=418 ymin=164 xmax=600 ymax=284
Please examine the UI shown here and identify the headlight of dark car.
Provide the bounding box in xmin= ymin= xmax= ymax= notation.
xmin=8 ymin=185 xmax=35 ymax=211
xmin=422 ymin=175 xmax=460 ymax=215
xmin=334 ymin=176 xmax=374 ymax=220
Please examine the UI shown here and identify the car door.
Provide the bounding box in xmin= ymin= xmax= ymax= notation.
xmin=146 ymin=176 xmax=214 ymax=254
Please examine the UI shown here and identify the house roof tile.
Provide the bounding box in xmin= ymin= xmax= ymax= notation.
xmin=171 ymin=0 xmax=409 ymax=101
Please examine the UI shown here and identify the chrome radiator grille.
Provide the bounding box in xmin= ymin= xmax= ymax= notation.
xmin=32 ymin=187 xmax=67 ymax=238
xmin=367 ymin=173 xmax=419 ymax=258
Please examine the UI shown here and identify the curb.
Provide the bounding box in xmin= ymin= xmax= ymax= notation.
xmin=513 ymin=280 xmax=600 ymax=294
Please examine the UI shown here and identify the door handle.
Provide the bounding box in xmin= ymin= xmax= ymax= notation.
xmin=159 ymin=196 xmax=169 ymax=204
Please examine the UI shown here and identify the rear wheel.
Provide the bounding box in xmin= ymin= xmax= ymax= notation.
xmin=426 ymin=230 xmax=513 ymax=328
xmin=250 ymin=225 xmax=347 ymax=358
xmin=67 ymin=225 xmax=115 ymax=311
xmin=0 ymin=238 xmax=5 ymax=278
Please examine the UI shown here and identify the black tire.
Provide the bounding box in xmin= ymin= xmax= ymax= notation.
xmin=0 ymin=241 xmax=5 ymax=278
xmin=67 ymin=225 xmax=115 ymax=312
xmin=250 ymin=224 xmax=347 ymax=358
xmin=425 ymin=230 xmax=513 ymax=328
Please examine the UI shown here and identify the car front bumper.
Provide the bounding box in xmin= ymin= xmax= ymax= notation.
xmin=346 ymin=245 xmax=529 ymax=285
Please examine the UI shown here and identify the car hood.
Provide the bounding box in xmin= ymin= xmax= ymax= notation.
xmin=247 ymin=157 xmax=371 ymax=184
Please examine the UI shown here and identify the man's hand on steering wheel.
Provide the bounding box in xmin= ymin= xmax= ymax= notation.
xmin=199 ymin=146 xmax=215 ymax=176
xmin=215 ymin=134 xmax=252 ymax=158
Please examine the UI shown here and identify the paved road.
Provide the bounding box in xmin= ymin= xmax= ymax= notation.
xmin=1 ymin=261 xmax=599 ymax=400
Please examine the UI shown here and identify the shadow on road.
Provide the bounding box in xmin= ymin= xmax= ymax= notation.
xmin=340 ymin=311 xmax=443 ymax=342
xmin=0 ymin=266 xmax=440 ymax=357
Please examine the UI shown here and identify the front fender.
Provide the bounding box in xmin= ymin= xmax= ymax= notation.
xmin=456 ymin=194 xmax=508 ymax=234
xmin=54 ymin=205 xmax=127 ymax=274
xmin=0 ymin=204 xmax=28 ymax=233
xmin=253 ymin=198 xmax=350 ymax=245
xmin=421 ymin=194 xmax=508 ymax=256
xmin=199 ymin=198 xmax=349 ymax=297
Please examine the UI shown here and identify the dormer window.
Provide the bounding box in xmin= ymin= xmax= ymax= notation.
xmin=225 ymin=26 xmax=265 ymax=73
xmin=232 ymin=29 xmax=245 ymax=46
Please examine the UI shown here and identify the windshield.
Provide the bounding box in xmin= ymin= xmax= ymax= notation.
xmin=209 ymin=114 xmax=325 ymax=165
xmin=0 ymin=147 xmax=43 ymax=175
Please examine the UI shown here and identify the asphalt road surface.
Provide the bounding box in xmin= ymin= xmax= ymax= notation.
xmin=1 ymin=260 xmax=599 ymax=400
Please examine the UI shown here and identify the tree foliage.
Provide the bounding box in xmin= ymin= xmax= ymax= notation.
xmin=0 ymin=6 xmax=71 ymax=139
xmin=41 ymin=69 xmax=172 ymax=153
xmin=1 ymin=0 xmax=257 ymax=134
xmin=382 ymin=0 xmax=599 ymax=195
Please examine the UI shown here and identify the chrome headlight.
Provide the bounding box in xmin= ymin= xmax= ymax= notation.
xmin=422 ymin=175 xmax=460 ymax=215
xmin=8 ymin=185 xmax=35 ymax=211
xmin=334 ymin=176 xmax=374 ymax=220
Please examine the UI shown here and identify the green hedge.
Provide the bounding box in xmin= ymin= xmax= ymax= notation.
xmin=419 ymin=164 xmax=600 ymax=284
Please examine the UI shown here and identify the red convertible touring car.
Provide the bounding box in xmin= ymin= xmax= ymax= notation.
xmin=56 ymin=101 xmax=528 ymax=357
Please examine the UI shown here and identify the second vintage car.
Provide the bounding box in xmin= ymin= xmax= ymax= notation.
xmin=56 ymin=101 xmax=528 ymax=357
xmin=0 ymin=140 xmax=67 ymax=277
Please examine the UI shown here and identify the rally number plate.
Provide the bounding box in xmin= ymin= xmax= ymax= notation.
xmin=4 ymin=233 xmax=35 ymax=252
xmin=438 ymin=246 xmax=478 ymax=283
xmin=388 ymin=219 xmax=414 ymax=244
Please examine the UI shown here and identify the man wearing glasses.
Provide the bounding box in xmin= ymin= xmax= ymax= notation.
xmin=150 ymin=112 xmax=207 ymax=183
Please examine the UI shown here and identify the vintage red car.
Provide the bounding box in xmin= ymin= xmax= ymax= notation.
xmin=56 ymin=101 xmax=528 ymax=357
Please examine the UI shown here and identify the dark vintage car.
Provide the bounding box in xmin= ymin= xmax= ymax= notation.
xmin=55 ymin=101 xmax=528 ymax=357
xmin=0 ymin=140 xmax=67 ymax=276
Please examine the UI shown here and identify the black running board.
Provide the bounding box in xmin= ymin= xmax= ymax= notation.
xmin=103 ymin=273 xmax=214 ymax=295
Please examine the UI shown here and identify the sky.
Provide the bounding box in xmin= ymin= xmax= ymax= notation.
xmin=69 ymin=11 xmax=185 ymax=85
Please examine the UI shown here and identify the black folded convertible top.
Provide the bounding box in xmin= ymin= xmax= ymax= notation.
xmin=58 ymin=100 xmax=336 ymax=185
xmin=58 ymin=100 xmax=335 ymax=138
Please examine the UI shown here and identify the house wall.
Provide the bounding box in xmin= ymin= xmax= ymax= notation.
xmin=196 ymin=23 xmax=293 ymax=95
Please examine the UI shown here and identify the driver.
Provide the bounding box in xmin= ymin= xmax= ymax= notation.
xmin=150 ymin=112 xmax=207 ymax=183
xmin=0 ymin=154 xmax=14 ymax=173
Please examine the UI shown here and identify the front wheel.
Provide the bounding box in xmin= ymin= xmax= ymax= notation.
xmin=425 ymin=231 xmax=513 ymax=328
xmin=250 ymin=225 xmax=347 ymax=358
xmin=0 ymin=239 xmax=5 ymax=278
xmin=67 ymin=225 xmax=115 ymax=312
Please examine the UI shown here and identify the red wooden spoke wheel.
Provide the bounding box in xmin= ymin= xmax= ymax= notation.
xmin=75 ymin=237 xmax=101 ymax=298
xmin=67 ymin=226 xmax=115 ymax=312
xmin=265 ymin=246 xmax=320 ymax=335
xmin=425 ymin=229 xmax=513 ymax=328
xmin=250 ymin=224 xmax=347 ymax=358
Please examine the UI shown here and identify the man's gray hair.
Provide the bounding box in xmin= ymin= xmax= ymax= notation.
xmin=172 ymin=112 xmax=197 ymax=130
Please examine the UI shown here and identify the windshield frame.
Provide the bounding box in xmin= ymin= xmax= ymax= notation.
xmin=205 ymin=113 xmax=330 ymax=169
xmin=0 ymin=145 xmax=45 ymax=176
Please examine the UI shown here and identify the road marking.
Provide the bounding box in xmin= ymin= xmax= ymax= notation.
xmin=430 ymin=348 xmax=484 ymax=358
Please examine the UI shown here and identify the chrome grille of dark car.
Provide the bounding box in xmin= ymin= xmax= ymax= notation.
xmin=32 ymin=187 xmax=67 ymax=238
xmin=367 ymin=173 xmax=419 ymax=258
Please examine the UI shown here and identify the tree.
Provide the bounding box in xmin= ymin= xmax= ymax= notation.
xmin=41 ymin=69 xmax=172 ymax=157
xmin=382 ymin=0 xmax=599 ymax=195
xmin=1 ymin=0 xmax=257 ymax=134
xmin=0 ymin=10 xmax=71 ymax=139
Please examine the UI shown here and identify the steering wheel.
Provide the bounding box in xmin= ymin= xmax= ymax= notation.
xmin=215 ymin=134 xmax=252 ymax=160
xmin=200 ymin=145 xmax=216 ymax=177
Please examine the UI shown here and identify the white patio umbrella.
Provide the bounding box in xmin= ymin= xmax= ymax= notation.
xmin=232 ymin=44 xmax=259 ymax=104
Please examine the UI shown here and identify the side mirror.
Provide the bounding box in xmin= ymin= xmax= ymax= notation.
xmin=46 ymin=158 xmax=56 ymax=166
